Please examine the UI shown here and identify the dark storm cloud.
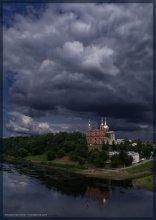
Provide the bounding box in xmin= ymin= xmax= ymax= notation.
xmin=3 ymin=3 xmax=153 ymax=136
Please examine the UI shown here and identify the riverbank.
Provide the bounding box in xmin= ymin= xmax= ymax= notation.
xmin=133 ymin=175 xmax=153 ymax=191
xmin=4 ymin=156 xmax=154 ymax=191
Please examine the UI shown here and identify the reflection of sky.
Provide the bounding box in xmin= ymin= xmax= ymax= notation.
xmin=3 ymin=167 xmax=153 ymax=217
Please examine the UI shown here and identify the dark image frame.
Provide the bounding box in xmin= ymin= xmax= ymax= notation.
xmin=0 ymin=0 xmax=155 ymax=219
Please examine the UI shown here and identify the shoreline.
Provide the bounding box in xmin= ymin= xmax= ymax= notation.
xmin=3 ymin=156 xmax=154 ymax=191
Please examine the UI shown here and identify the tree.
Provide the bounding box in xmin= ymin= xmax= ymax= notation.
xmin=3 ymin=131 xmax=89 ymax=159
xmin=57 ymin=149 xmax=65 ymax=158
xmin=119 ymin=151 xmax=128 ymax=164
xmin=101 ymin=151 xmax=109 ymax=161
xmin=31 ymin=146 xmax=45 ymax=155
xmin=119 ymin=151 xmax=133 ymax=166
xmin=102 ymin=141 xmax=109 ymax=151
xmin=74 ymin=145 xmax=88 ymax=159
xmin=69 ymin=152 xmax=78 ymax=161
xmin=88 ymin=150 xmax=108 ymax=167
xmin=136 ymin=138 xmax=142 ymax=153
xmin=124 ymin=155 xmax=133 ymax=166
xmin=111 ymin=154 xmax=120 ymax=168
xmin=112 ymin=141 xmax=117 ymax=151
xmin=124 ymin=138 xmax=130 ymax=145
xmin=63 ymin=141 xmax=77 ymax=153
xmin=142 ymin=144 xmax=153 ymax=159
xmin=17 ymin=148 xmax=29 ymax=158
xmin=118 ymin=143 xmax=128 ymax=151
xmin=77 ymin=157 xmax=85 ymax=166
xmin=46 ymin=151 xmax=56 ymax=161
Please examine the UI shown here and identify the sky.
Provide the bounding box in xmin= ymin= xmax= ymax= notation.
xmin=3 ymin=3 xmax=153 ymax=141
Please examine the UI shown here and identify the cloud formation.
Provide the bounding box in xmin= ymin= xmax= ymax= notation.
xmin=5 ymin=111 xmax=74 ymax=136
xmin=6 ymin=112 xmax=53 ymax=135
xmin=3 ymin=3 xmax=153 ymax=138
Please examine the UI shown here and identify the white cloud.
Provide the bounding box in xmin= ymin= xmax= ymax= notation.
xmin=6 ymin=112 xmax=53 ymax=135
xmin=5 ymin=111 xmax=74 ymax=135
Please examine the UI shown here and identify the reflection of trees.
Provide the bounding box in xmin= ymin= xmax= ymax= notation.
xmin=85 ymin=186 xmax=112 ymax=207
xmin=5 ymin=163 xmax=133 ymax=199
xmin=7 ymin=163 xmax=88 ymax=197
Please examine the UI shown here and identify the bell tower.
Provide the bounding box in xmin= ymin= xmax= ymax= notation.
xmin=88 ymin=119 xmax=91 ymax=130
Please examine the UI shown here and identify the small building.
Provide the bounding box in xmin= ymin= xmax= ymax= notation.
xmin=131 ymin=142 xmax=137 ymax=147
xmin=128 ymin=151 xmax=139 ymax=164
xmin=109 ymin=151 xmax=140 ymax=164
xmin=116 ymin=139 xmax=124 ymax=144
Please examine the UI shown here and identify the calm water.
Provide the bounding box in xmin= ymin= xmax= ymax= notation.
xmin=2 ymin=163 xmax=153 ymax=217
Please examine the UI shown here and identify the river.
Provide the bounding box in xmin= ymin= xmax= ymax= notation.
xmin=2 ymin=163 xmax=153 ymax=217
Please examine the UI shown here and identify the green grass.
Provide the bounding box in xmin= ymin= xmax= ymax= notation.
xmin=35 ymin=161 xmax=84 ymax=174
xmin=25 ymin=154 xmax=77 ymax=164
xmin=25 ymin=154 xmax=47 ymax=162
xmin=126 ymin=160 xmax=153 ymax=174
xmin=52 ymin=156 xmax=77 ymax=165
xmin=25 ymin=155 xmax=84 ymax=172
xmin=133 ymin=175 xmax=153 ymax=191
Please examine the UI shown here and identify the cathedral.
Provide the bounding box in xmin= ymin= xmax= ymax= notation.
xmin=86 ymin=118 xmax=116 ymax=145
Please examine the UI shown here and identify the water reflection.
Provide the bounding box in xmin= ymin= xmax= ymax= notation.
xmin=3 ymin=163 xmax=153 ymax=217
xmin=5 ymin=163 xmax=133 ymax=198
xmin=85 ymin=186 xmax=112 ymax=207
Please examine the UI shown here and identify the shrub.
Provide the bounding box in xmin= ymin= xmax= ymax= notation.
xmin=124 ymin=155 xmax=133 ymax=166
xmin=77 ymin=157 xmax=85 ymax=165
xmin=69 ymin=152 xmax=78 ymax=161
xmin=46 ymin=151 xmax=56 ymax=161
xmin=88 ymin=150 xmax=108 ymax=167
xmin=17 ymin=148 xmax=29 ymax=158
xmin=111 ymin=154 xmax=120 ymax=168
xmin=111 ymin=152 xmax=133 ymax=168
xmin=142 ymin=145 xmax=153 ymax=159
xmin=31 ymin=146 xmax=45 ymax=155
xmin=102 ymin=142 xmax=109 ymax=151
xmin=119 ymin=151 xmax=133 ymax=166
xmin=57 ymin=149 xmax=65 ymax=158
xmin=75 ymin=145 xmax=88 ymax=158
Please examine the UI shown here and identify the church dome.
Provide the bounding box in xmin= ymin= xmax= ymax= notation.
xmin=100 ymin=118 xmax=109 ymax=130
xmin=104 ymin=124 xmax=109 ymax=130
xmin=103 ymin=118 xmax=109 ymax=130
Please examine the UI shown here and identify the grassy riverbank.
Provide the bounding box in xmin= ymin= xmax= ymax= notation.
xmin=4 ymin=155 xmax=154 ymax=191
xmin=126 ymin=160 xmax=153 ymax=173
xmin=77 ymin=161 xmax=153 ymax=181
xmin=132 ymin=175 xmax=153 ymax=191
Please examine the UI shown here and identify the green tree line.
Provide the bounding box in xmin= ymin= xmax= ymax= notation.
xmin=3 ymin=133 xmax=154 ymax=168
